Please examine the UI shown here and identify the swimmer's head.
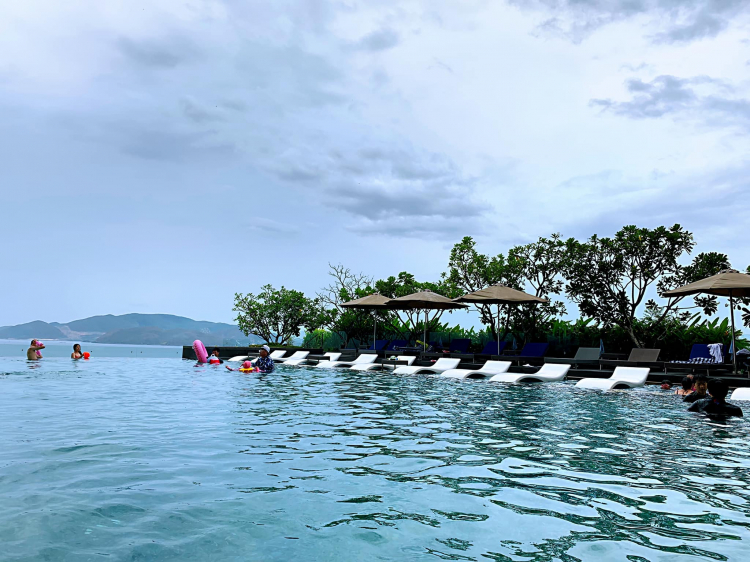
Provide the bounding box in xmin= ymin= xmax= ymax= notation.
xmin=708 ymin=378 xmax=729 ymax=401
xmin=681 ymin=376 xmax=693 ymax=391
xmin=74 ymin=343 xmax=81 ymax=353
xmin=695 ymin=375 xmax=708 ymax=394
xmin=30 ymin=339 xmax=37 ymax=346
xmin=242 ymin=361 xmax=253 ymax=369
xmin=259 ymin=345 xmax=270 ymax=357
xmin=660 ymin=380 xmax=672 ymax=390
xmin=211 ymin=348 xmax=220 ymax=357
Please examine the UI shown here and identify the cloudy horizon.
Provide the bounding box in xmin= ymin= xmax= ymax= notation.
xmin=2 ymin=0 xmax=749 ymax=327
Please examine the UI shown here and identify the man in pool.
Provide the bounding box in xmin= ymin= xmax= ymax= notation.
xmin=688 ymin=378 xmax=743 ymax=418
xmin=683 ymin=375 xmax=708 ymax=403
xmin=209 ymin=348 xmax=223 ymax=364
xmin=252 ymin=345 xmax=275 ymax=373
xmin=26 ymin=339 xmax=45 ymax=360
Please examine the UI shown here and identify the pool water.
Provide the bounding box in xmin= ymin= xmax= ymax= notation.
xmin=1 ymin=358 xmax=749 ymax=561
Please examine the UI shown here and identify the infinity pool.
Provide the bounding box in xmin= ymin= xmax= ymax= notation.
xmin=1 ymin=358 xmax=749 ymax=561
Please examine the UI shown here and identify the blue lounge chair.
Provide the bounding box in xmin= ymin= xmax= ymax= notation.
xmin=506 ymin=342 xmax=549 ymax=365
xmin=480 ymin=341 xmax=507 ymax=355
xmin=449 ymin=339 xmax=472 ymax=353
xmin=386 ymin=340 xmax=408 ymax=351
xmin=367 ymin=339 xmax=389 ymax=351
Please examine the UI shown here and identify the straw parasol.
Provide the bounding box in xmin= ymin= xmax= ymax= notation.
xmin=664 ymin=269 xmax=750 ymax=373
xmin=341 ymin=293 xmax=391 ymax=348
xmin=386 ymin=290 xmax=467 ymax=351
xmin=454 ymin=284 xmax=548 ymax=355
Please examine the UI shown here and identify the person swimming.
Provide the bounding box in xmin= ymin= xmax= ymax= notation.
xmin=72 ymin=343 xmax=83 ymax=359
xmin=688 ymin=378 xmax=743 ymax=418
xmin=209 ymin=348 xmax=223 ymax=364
xmin=675 ymin=376 xmax=693 ymax=396
xmin=26 ymin=339 xmax=45 ymax=360
xmin=683 ymin=375 xmax=708 ymax=403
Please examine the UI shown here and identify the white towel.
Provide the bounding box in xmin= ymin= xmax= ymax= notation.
xmin=707 ymin=343 xmax=723 ymax=364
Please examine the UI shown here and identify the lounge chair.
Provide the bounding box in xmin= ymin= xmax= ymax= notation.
xmin=490 ymin=363 xmax=570 ymax=383
xmin=440 ymin=360 xmax=512 ymax=380
xmin=386 ymin=340 xmax=408 ymax=351
xmin=478 ymin=341 xmax=507 ymax=356
xmin=393 ymin=357 xmax=461 ymax=375
xmin=730 ymin=388 xmax=750 ymax=401
xmin=274 ymin=351 xmax=310 ymax=364
xmin=600 ymin=348 xmax=660 ymax=369
xmin=575 ymin=366 xmax=650 ymax=390
xmin=367 ymin=339 xmax=389 ymax=351
xmin=545 ymin=347 xmax=601 ymax=367
xmin=351 ymin=356 xmax=418 ymax=371
xmin=504 ymin=342 xmax=549 ymax=365
xmin=449 ymin=339 xmax=472 ymax=354
xmin=228 ymin=350 xmax=286 ymax=362
xmin=315 ymin=354 xmax=378 ymax=369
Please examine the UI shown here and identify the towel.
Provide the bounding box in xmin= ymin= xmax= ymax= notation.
xmin=707 ymin=343 xmax=723 ymax=364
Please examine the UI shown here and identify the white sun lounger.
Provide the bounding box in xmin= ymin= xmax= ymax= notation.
xmin=730 ymin=388 xmax=750 ymax=401
xmin=489 ymin=363 xmax=570 ymax=383
xmin=228 ymin=350 xmax=286 ymax=362
xmin=350 ymin=356 xmax=417 ymax=371
xmin=393 ymin=357 xmax=461 ymax=375
xmin=441 ymin=361 xmax=512 ymax=380
xmin=274 ymin=351 xmax=310 ymax=364
xmin=315 ymin=354 xmax=378 ymax=369
xmin=575 ymin=366 xmax=650 ymax=391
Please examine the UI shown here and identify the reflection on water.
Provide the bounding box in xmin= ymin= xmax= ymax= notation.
xmin=1 ymin=358 xmax=748 ymax=561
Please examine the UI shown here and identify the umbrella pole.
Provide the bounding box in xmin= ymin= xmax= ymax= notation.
xmin=423 ymin=309 xmax=426 ymax=352
xmin=373 ymin=312 xmax=377 ymax=350
xmin=497 ymin=304 xmax=501 ymax=356
xmin=730 ymin=291 xmax=738 ymax=374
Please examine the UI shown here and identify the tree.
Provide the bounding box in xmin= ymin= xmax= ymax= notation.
xmin=444 ymin=235 xmax=567 ymax=343
xmin=233 ymin=285 xmax=321 ymax=345
xmin=315 ymin=264 xmax=382 ymax=349
xmin=374 ymin=272 xmax=460 ymax=344
xmin=563 ymin=224 xmax=697 ymax=348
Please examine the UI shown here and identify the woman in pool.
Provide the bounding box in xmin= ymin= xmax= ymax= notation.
xmin=675 ymin=376 xmax=693 ymax=396
xmin=71 ymin=344 xmax=83 ymax=359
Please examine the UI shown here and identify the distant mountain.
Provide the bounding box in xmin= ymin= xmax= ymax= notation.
xmin=0 ymin=314 xmax=263 ymax=346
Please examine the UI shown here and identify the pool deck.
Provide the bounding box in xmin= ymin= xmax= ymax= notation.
xmin=183 ymin=346 xmax=750 ymax=387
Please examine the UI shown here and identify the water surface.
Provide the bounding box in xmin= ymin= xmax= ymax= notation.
xmin=1 ymin=358 xmax=748 ymax=561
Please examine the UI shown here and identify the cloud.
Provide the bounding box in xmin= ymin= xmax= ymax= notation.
xmin=590 ymin=75 xmax=750 ymax=131
xmin=116 ymin=36 xmax=198 ymax=68
xmin=355 ymin=28 xmax=400 ymax=51
xmin=512 ymin=0 xmax=750 ymax=43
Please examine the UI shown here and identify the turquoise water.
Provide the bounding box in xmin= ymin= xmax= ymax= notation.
xmin=1 ymin=358 xmax=749 ymax=561
xmin=0 ymin=339 xmax=181 ymax=358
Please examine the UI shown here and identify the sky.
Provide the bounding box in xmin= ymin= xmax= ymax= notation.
xmin=1 ymin=0 xmax=749 ymax=327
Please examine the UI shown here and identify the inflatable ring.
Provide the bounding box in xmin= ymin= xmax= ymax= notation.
xmin=209 ymin=358 xmax=221 ymax=365
xmin=239 ymin=368 xmax=255 ymax=372
xmin=193 ymin=340 xmax=208 ymax=363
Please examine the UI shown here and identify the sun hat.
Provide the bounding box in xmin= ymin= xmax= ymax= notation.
xmin=260 ymin=345 xmax=270 ymax=353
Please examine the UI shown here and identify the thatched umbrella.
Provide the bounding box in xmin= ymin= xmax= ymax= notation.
xmin=341 ymin=293 xmax=391 ymax=348
xmin=454 ymin=284 xmax=548 ymax=355
xmin=386 ymin=290 xmax=467 ymax=351
xmin=664 ymin=269 xmax=750 ymax=372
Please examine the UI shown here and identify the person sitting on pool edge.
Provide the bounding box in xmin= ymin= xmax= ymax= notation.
xmin=675 ymin=376 xmax=693 ymax=396
xmin=688 ymin=378 xmax=743 ymax=418
xmin=71 ymin=343 xmax=83 ymax=359
xmin=683 ymin=375 xmax=708 ymax=403
xmin=26 ymin=339 xmax=45 ymax=360
xmin=252 ymin=345 xmax=275 ymax=373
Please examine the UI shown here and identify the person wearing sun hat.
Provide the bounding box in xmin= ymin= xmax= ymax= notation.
xmin=252 ymin=345 xmax=276 ymax=373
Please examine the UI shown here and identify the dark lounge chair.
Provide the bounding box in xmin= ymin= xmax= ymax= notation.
xmin=478 ymin=341 xmax=508 ymax=356
xmin=600 ymin=348 xmax=661 ymax=370
xmin=386 ymin=340 xmax=409 ymax=351
xmin=664 ymin=344 xmax=732 ymax=375
xmin=367 ymin=339 xmax=389 ymax=351
xmin=504 ymin=342 xmax=549 ymax=365
xmin=449 ymin=339 xmax=472 ymax=354
xmin=545 ymin=346 xmax=601 ymax=367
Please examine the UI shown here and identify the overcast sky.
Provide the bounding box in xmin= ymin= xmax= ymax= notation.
xmin=1 ymin=0 xmax=749 ymax=326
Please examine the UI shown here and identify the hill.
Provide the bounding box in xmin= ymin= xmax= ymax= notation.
xmin=0 ymin=314 xmax=262 ymax=346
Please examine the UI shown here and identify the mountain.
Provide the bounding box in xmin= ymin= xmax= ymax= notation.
xmin=0 ymin=314 xmax=263 ymax=346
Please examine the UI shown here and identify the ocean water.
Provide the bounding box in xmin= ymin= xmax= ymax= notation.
xmin=1 ymin=358 xmax=749 ymax=562
xmin=0 ymin=339 xmax=181 ymax=358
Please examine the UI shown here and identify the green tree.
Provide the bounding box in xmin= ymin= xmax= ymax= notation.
xmin=444 ymin=235 xmax=566 ymax=343
xmin=563 ymin=224 xmax=704 ymax=348
xmin=233 ymin=285 xmax=321 ymax=345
